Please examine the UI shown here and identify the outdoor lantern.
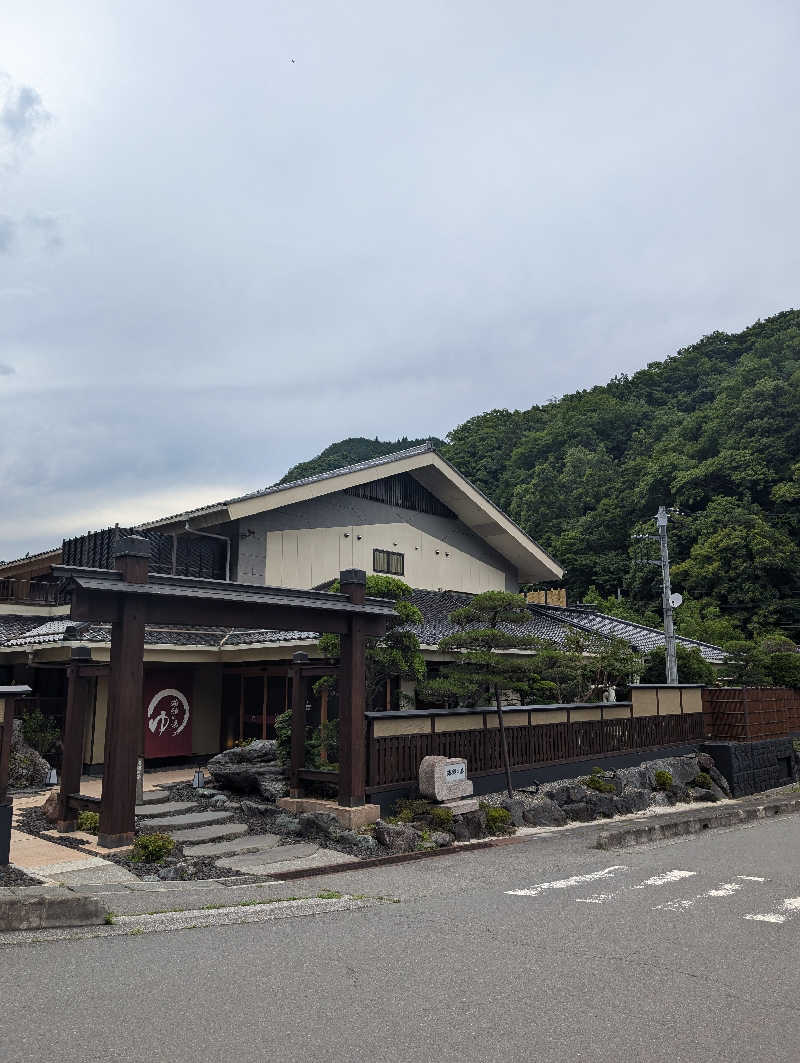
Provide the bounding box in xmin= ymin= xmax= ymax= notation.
xmin=192 ymin=768 xmax=205 ymax=789
xmin=45 ymin=768 xmax=58 ymax=787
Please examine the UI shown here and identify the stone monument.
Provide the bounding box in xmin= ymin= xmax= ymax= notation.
xmin=418 ymin=755 xmax=478 ymax=814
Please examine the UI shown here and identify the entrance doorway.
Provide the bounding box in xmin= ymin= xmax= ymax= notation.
xmin=220 ymin=670 xmax=292 ymax=748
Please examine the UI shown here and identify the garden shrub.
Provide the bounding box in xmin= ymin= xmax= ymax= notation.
xmin=583 ymin=768 xmax=615 ymax=793
xmin=691 ymin=772 xmax=714 ymax=790
xmin=392 ymin=798 xmax=432 ymax=820
xmin=21 ymin=707 xmax=60 ymax=756
xmin=76 ymin=810 xmax=99 ymax=834
xmin=654 ymin=770 xmax=673 ymax=791
xmin=429 ymin=806 xmax=454 ymax=829
xmin=130 ymin=832 xmax=174 ymax=864
xmin=484 ymin=807 xmax=514 ymax=835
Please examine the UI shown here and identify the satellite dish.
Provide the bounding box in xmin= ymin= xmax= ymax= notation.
xmin=669 ymin=592 xmax=683 ymax=608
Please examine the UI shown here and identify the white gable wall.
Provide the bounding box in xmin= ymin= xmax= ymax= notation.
xmin=235 ymin=492 xmax=518 ymax=593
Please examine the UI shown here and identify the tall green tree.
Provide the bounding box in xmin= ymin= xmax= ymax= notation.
xmin=429 ymin=591 xmax=541 ymax=798
xmin=317 ymin=575 xmax=426 ymax=710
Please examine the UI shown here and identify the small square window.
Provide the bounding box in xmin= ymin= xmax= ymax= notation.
xmin=373 ymin=548 xmax=404 ymax=576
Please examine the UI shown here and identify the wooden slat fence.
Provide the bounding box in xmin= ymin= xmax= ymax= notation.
xmin=702 ymin=687 xmax=800 ymax=742
xmin=367 ymin=708 xmax=705 ymax=790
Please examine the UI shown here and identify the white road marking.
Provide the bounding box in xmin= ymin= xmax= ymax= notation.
xmin=655 ymin=881 xmax=747 ymax=911
xmin=744 ymin=897 xmax=800 ymax=924
xmin=506 ymin=866 xmax=628 ymax=897
xmin=737 ymin=876 xmax=765 ymax=882
xmin=575 ymin=870 xmax=698 ymax=905
xmin=633 ymin=870 xmax=697 ymax=888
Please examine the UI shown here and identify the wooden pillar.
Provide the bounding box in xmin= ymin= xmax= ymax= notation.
xmin=319 ymin=688 xmax=328 ymax=764
xmin=338 ymin=569 xmax=367 ymax=807
xmin=289 ymin=652 xmax=308 ymax=797
xmin=98 ymin=536 xmax=149 ymax=848
xmin=56 ymin=649 xmax=92 ymax=831
xmin=261 ymin=674 xmax=268 ymax=740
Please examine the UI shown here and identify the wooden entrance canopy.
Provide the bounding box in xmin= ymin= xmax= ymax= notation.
xmin=54 ymin=536 xmax=396 ymax=847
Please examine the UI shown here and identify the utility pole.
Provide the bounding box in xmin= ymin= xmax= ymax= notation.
xmin=656 ymin=506 xmax=679 ymax=685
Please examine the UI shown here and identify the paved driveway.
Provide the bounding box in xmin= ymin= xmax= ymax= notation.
xmin=3 ymin=814 xmax=800 ymax=1063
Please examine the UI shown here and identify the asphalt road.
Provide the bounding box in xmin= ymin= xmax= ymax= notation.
xmin=4 ymin=815 xmax=800 ymax=1063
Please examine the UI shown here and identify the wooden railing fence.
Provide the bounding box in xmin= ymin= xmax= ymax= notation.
xmin=367 ymin=707 xmax=704 ymax=791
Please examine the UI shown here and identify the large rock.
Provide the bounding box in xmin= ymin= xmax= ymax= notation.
xmin=374 ymin=820 xmax=419 ymax=853
xmin=707 ymin=765 xmax=732 ymax=798
xmin=299 ymin=811 xmax=342 ymax=839
xmin=499 ymin=797 xmax=525 ymax=827
xmin=41 ymin=789 xmax=62 ymax=823
xmin=522 ymin=798 xmax=568 ymax=828
xmin=451 ymin=819 xmax=471 ymax=842
xmin=560 ymin=801 xmax=596 ymax=823
xmin=206 ymin=741 xmax=288 ymax=801
xmin=613 ymin=788 xmax=651 ymax=815
xmin=585 ymin=792 xmax=616 ymax=819
xmin=8 ymin=720 xmax=51 ymax=789
xmin=463 ymin=809 xmax=488 ymax=839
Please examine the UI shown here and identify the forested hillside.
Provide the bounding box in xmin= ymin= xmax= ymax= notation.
xmin=445 ymin=310 xmax=800 ymax=641
xmin=283 ymin=310 xmax=800 ymax=642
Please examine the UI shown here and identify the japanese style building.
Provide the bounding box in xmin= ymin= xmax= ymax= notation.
xmin=0 ymin=444 xmax=724 ymax=770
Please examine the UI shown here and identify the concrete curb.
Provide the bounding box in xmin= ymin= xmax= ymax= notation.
xmin=0 ymin=884 xmax=110 ymax=931
xmin=595 ymin=792 xmax=800 ymax=850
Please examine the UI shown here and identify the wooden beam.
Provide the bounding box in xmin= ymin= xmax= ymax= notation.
xmin=69 ymin=587 xmax=389 ymax=636
xmin=98 ymin=537 xmax=149 ymax=848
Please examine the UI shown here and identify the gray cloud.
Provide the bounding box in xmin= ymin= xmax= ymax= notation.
xmin=0 ymin=216 xmax=15 ymax=252
xmin=0 ymin=75 xmax=50 ymax=142
xmin=1 ymin=1 xmax=799 ymax=561
xmin=0 ymin=363 xmax=13 ymax=375
xmin=24 ymin=213 xmax=63 ymax=252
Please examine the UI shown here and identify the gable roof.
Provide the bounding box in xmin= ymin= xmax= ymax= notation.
xmin=138 ymin=443 xmax=563 ymax=584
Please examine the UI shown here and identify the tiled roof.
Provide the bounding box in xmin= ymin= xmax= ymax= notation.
xmin=0 ymin=590 xmax=725 ymax=662
xmin=0 ymin=614 xmax=56 ymax=644
xmin=543 ymin=605 xmax=727 ymax=663
xmin=403 ymin=590 xmax=725 ymax=663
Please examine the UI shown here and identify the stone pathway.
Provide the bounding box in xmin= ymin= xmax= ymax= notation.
xmin=10 ymin=770 xmax=357 ymax=886
xmin=141 ymin=791 xmax=358 ymax=874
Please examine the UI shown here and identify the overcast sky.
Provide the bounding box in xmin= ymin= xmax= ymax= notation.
xmin=1 ymin=2 xmax=799 ymax=561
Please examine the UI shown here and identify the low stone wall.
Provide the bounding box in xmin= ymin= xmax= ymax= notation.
xmin=701 ymin=738 xmax=798 ymax=796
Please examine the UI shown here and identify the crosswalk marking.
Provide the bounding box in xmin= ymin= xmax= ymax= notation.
xmin=744 ymin=897 xmax=800 ymax=924
xmin=505 ymin=867 xmax=796 ymax=929
xmin=633 ymin=870 xmax=697 ymax=889
xmin=506 ymin=866 xmax=628 ymax=897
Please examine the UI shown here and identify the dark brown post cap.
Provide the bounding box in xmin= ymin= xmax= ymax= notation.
xmin=112 ymin=535 xmax=151 ymax=559
xmin=339 ymin=569 xmax=366 ymax=586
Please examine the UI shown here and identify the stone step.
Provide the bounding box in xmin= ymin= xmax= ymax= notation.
xmin=215 ymin=846 xmax=358 ymax=875
xmin=136 ymin=800 xmax=197 ymax=816
xmin=139 ymin=789 xmax=173 ymax=804
xmin=142 ymin=809 xmax=232 ymax=832
xmin=214 ymin=843 xmax=319 ymax=872
xmin=166 ymin=822 xmax=249 ymax=844
xmin=182 ymin=833 xmax=283 ymax=858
